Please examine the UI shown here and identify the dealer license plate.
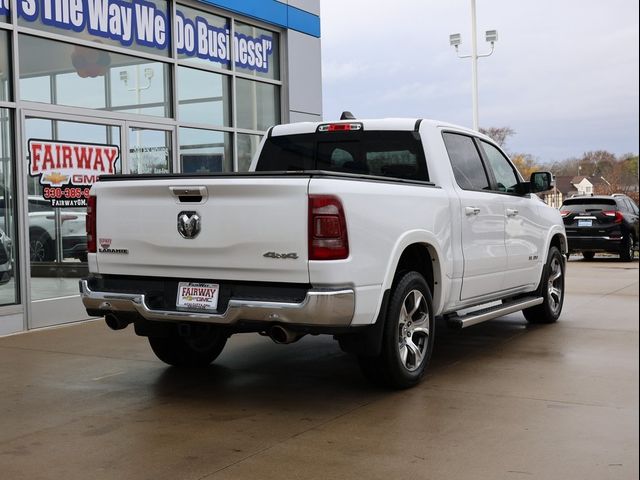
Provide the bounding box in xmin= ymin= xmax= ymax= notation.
xmin=578 ymin=219 xmax=592 ymax=227
xmin=176 ymin=282 xmax=219 ymax=311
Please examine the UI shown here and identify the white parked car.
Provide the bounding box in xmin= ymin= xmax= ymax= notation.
xmin=81 ymin=117 xmax=567 ymax=388
xmin=27 ymin=196 xmax=88 ymax=262
xmin=0 ymin=196 xmax=87 ymax=262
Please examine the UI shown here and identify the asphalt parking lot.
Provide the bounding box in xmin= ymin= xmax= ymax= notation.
xmin=0 ymin=257 xmax=638 ymax=480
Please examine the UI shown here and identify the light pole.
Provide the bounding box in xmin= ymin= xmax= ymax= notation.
xmin=449 ymin=0 xmax=497 ymax=131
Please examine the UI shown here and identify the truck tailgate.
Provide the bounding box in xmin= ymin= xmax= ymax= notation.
xmin=92 ymin=177 xmax=310 ymax=283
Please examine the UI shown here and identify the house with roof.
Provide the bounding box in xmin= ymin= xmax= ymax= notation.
xmin=541 ymin=175 xmax=609 ymax=208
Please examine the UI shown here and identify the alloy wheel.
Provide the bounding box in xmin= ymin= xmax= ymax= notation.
xmin=547 ymin=256 xmax=563 ymax=315
xmin=397 ymin=289 xmax=430 ymax=372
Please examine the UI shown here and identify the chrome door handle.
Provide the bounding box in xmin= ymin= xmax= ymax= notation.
xmin=506 ymin=208 xmax=519 ymax=217
xmin=465 ymin=207 xmax=481 ymax=216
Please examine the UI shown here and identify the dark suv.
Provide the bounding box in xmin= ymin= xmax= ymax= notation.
xmin=561 ymin=194 xmax=639 ymax=261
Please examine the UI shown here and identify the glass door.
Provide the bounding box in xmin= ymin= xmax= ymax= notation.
xmin=23 ymin=112 xmax=123 ymax=328
xmin=126 ymin=123 xmax=174 ymax=174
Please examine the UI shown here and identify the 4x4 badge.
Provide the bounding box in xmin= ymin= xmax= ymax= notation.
xmin=178 ymin=211 xmax=201 ymax=239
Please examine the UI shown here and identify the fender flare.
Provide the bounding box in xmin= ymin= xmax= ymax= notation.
xmin=374 ymin=229 xmax=449 ymax=319
xmin=534 ymin=226 xmax=567 ymax=290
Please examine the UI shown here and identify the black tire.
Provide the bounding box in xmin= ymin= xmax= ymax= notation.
xmin=619 ymin=234 xmax=634 ymax=262
xmin=582 ymin=251 xmax=595 ymax=261
xmin=523 ymin=246 xmax=565 ymax=324
xmin=29 ymin=229 xmax=55 ymax=262
xmin=148 ymin=326 xmax=228 ymax=368
xmin=358 ymin=271 xmax=435 ymax=389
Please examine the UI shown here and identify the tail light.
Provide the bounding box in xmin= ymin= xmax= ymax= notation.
xmin=602 ymin=210 xmax=624 ymax=224
xmin=87 ymin=195 xmax=97 ymax=253
xmin=308 ymin=195 xmax=349 ymax=260
xmin=560 ymin=210 xmax=571 ymax=218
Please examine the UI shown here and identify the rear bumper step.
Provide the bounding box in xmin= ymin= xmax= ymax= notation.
xmin=447 ymin=296 xmax=543 ymax=329
xmin=79 ymin=280 xmax=355 ymax=327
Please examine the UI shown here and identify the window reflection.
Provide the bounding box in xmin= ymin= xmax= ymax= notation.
xmin=179 ymin=128 xmax=232 ymax=173
xmin=128 ymin=128 xmax=171 ymax=174
xmin=178 ymin=67 xmax=231 ymax=127
xmin=0 ymin=108 xmax=18 ymax=305
xmin=236 ymin=79 xmax=279 ymax=131
xmin=19 ymin=35 xmax=171 ymax=118
xmin=237 ymin=133 xmax=262 ymax=172
xmin=0 ymin=30 xmax=10 ymax=101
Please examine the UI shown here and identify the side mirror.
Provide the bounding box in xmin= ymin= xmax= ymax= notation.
xmin=529 ymin=171 xmax=554 ymax=193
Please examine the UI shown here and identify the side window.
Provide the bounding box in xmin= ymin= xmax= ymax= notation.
xmin=442 ymin=133 xmax=490 ymax=191
xmin=629 ymin=199 xmax=640 ymax=215
xmin=617 ymin=199 xmax=629 ymax=212
xmin=479 ymin=141 xmax=521 ymax=193
xmin=623 ymin=198 xmax=637 ymax=214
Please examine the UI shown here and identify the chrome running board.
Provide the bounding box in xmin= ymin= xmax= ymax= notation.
xmin=446 ymin=296 xmax=543 ymax=329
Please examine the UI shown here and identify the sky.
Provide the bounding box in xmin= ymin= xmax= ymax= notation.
xmin=319 ymin=0 xmax=639 ymax=164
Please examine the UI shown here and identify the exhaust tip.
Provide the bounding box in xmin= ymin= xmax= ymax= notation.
xmin=105 ymin=314 xmax=129 ymax=331
xmin=269 ymin=325 xmax=304 ymax=344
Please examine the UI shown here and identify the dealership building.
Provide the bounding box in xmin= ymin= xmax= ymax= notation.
xmin=0 ymin=0 xmax=322 ymax=335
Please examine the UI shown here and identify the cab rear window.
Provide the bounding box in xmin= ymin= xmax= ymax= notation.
xmin=256 ymin=131 xmax=429 ymax=181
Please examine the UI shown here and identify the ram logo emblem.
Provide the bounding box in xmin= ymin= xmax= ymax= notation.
xmin=177 ymin=211 xmax=201 ymax=239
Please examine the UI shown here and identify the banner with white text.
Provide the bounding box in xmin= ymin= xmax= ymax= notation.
xmin=16 ymin=0 xmax=275 ymax=74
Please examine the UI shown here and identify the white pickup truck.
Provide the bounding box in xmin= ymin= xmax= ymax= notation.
xmin=80 ymin=117 xmax=567 ymax=388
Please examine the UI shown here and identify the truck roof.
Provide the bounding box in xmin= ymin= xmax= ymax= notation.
xmin=270 ymin=118 xmax=484 ymax=138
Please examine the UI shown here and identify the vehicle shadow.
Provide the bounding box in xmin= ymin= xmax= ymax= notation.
xmin=147 ymin=314 xmax=536 ymax=408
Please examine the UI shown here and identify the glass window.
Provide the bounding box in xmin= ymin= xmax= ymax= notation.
xmin=234 ymin=22 xmax=279 ymax=80
xmin=0 ymin=107 xmax=17 ymax=305
xmin=479 ymin=141 xmax=521 ymax=193
xmin=0 ymin=0 xmax=8 ymax=23
xmin=561 ymin=198 xmax=616 ymax=212
xmin=176 ymin=4 xmax=230 ymax=70
xmin=19 ymin=35 xmax=171 ymax=118
xmin=17 ymin=0 xmax=170 ymax=57
xmin=237 ymin=133 xmax=262 ymax=171
xmin=442 ymin=133 xmax=490 ymax=191
xmin=255 ymin=134 xmax=314 ymax=171
xmin=128 ymin=127 xmax=171 ymax=174
xmin=616 ymin=198 xmax=631 ymax=212
xmin=109 ymin=63 xmax=170 ymax=117
xmin=0 ymin=30 xmax=10 ymax=101
xmin=178 ymin=67 xmax=231 ymax=126
xmin=236 ymin=79 xmax=279 ymax=131
xmin=24 ymin=117 xmax=121 ymax=301
xmin=179 ymin=128 xmax=232 ymax=173
xmin=256 ymin=131 xmax=428 ymax=181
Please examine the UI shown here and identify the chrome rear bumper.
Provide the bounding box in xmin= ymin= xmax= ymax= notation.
xmin=79 ymin=280 xmax=355 ymax=327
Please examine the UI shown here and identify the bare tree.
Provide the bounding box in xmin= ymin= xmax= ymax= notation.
xmin=593 ymin=155 xmax=640 ymax=202
xmin=578 ymin=150 xmax=616 ymax=177
xmin=479 ymin=127 xmax=515 ymax=149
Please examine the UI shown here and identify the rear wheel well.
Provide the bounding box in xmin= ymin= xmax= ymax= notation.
xmin=337 ymin=243 xmax=438 ymax=357
xmin=394 ymin=243 xmax=436 ymax=298
xmin=550 ymin=234 xmax=567 ymax=256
